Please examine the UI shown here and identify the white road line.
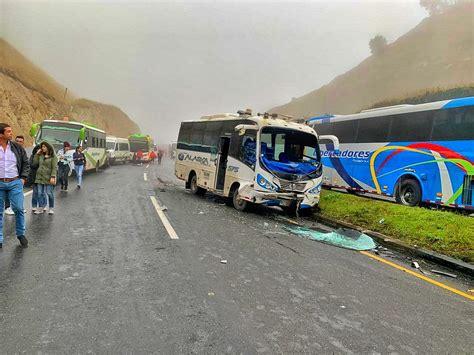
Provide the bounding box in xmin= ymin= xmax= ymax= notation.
xmin=150 ymin=196 xmax=179 ymax=239
xmin=144 ymin=173 xmax=148 ymax=181
xmin=23 ymin=190 xmax=33 ymax=197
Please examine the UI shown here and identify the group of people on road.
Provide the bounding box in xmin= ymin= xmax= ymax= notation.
xmin=0 ymin=122 xmax=87 ymax=248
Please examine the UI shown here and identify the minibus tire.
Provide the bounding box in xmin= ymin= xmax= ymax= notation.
xmin=190 ymin=174 xmax=206 ymax=195
xmin=395 ymin=179 xmax=421 ymax=206
xmin=233 ymin=188 xmax=248 ymax=211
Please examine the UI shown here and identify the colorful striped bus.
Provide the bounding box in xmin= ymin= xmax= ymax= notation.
xmin=308 ymin=97 xmax=474 ymax=209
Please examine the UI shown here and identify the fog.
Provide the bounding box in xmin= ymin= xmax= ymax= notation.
xmin=1 ymin=0 xmax=427 ymax=144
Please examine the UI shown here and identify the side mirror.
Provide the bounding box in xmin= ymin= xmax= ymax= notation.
xmin=30 ymin=123 xmax=40 ymax=138
xmin=319 ymin=135 xmax=340 ymax=152
xmin=79 ymin=127 xmax=86 ymax=141
xmin=235 ymin=124 xmax=258 ymax=133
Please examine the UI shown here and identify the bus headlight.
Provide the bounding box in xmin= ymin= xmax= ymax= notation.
xmin=307 ymin=183 xmax=322 ymax=194
xmin=256 ymin=174 xmax=278 ymax=191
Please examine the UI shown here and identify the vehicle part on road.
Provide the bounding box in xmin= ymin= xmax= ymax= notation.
xmin=285 ymin=226 xmax=376 ymax=251
xmin=431 ymin=270 xmax=457 ymax=278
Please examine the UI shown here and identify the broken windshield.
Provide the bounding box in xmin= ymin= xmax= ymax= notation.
xmin=259 ymin=127 xmax=321 ymax=181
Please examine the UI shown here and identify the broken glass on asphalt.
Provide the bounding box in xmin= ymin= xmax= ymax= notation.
xmin=284 ymin=226 xmax=376 ymax=251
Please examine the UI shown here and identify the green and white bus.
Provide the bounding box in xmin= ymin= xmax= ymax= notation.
xmin=30 ymin=120 xmax=108 ymax=171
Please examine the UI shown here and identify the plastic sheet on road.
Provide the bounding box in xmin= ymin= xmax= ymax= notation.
xmin=285 ymin=226 xmax=377 ymax=251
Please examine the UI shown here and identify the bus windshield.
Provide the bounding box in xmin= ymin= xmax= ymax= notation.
xmin=106 ymin=141 xmax=115 ymax=150
xmin=38 ymin=125 xmax=80 ymax=147
xmin=129 ymin=140 xmax=149 ymax=152
xmin=259 ymin=127 xmax=321 ymax=181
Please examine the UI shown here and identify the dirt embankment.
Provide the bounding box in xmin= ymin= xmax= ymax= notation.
xmin=0 ymin=39 xmax=139 ymax=145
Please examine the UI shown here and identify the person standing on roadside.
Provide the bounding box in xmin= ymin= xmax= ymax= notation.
xmin=0 ymin=123 xmax=29 ymax=248
xmin=33 ymin=141 xmax=57 ymax=215
xmin=5 ymin=135 xmax=27 ymax=216
xmin=28 ymin=144 xmax=41 ymax=212
xmin=57 ymin=141 xmax=73 ymax=191
xmin=73 ymin=146 xmax=86 ymax=189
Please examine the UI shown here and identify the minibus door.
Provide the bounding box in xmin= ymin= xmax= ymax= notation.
xmin=215 ymin=137 xmax=230 ymax=190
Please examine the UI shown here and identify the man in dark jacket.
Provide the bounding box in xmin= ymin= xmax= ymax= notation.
xmin=0 ymin=123 xmax=29 ymax=248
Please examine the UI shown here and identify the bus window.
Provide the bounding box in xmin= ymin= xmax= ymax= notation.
xmin=356 ymin=116 xmax=392 ymax=143
xmin=190 ymin=123 xmax=205 ymax=146
xmin=432 ymin=107 xmax=474 ymax=140
xmin=240 ymin=133 xmax=257 ymax=167
xmin=389 ymin=111 xmax=433 ymax=142
xmin=177 ymin=122 xmax=193 ymax=147
xmin=203 ymin=121 xmax=222 ymax=153
xmin=330 ymin=120 xmax=358 ymax=143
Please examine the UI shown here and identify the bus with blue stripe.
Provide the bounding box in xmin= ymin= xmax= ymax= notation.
xmin=307 ymin=97 xmax=474 ymax=209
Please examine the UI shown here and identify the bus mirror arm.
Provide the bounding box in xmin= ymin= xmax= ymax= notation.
xmin=319 ymin=135 xmax=340 ymax=153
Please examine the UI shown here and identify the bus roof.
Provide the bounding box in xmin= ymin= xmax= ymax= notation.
xmin=41 ymin=119 xmax=106 ymax=133
xmin=184 ymin=113 xmax=317 ymax=135
xmin=309 ymin=96 xmax=474 ymax=125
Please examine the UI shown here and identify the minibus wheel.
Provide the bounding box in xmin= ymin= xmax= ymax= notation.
xmin=190 ymin=174 xmax=206 ymax=195
xmin=233 ymin=188 xmax=248 ymax=211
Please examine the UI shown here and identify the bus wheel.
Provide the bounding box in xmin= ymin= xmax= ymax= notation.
xmin=232 ymin=188 xmax=248 ymax=211
xmin=395 ymin=179 xmax=421 ymax=206
xmin=190 ymin=174 xmax=206 ymax=195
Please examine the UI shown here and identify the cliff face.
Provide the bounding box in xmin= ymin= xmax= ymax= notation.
xmin=0 ymin=39 xmax=139 ymax=145
xmin=270 ymin=3 xmax=474 ymax=117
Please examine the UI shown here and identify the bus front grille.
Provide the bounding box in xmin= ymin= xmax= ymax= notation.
xmin=279 ymin=181 xmax=307 ymax=192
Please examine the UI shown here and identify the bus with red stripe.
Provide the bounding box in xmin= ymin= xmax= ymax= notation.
xmin=308 ymin=97 xmax=474 ymax=209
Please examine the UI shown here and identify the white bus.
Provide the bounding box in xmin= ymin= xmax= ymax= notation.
xmin=175 ymin=110 xmax=339 ymax=213
xmin=30 ymin=120 xmax=108 ymax=171
xmin=106 ymin=136 xmax=132 ymax=164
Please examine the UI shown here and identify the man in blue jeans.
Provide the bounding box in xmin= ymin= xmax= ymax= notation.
xmin=0 ymin=123 xmax=30 ymax=248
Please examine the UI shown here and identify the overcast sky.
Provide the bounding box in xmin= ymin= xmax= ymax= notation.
xmin=1 ymin=0 xmax=427 ymax=144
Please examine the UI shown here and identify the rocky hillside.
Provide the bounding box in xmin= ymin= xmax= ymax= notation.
xmin=270 ymin=3 xmax=474 ymax=117
xmin=0 ymin=39 xmax=140 ymax=145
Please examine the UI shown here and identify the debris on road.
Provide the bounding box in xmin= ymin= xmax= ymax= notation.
xmin=198 ymin=211 xmax=205 ymax=215
xmin=285 ymin=226 xmax=376 ymax=251
xmin=208 ymin=292 xmax=215 ymax=296
xmin=411 ymin=261 xmax=420 ymax=269
xmin=159 ymin=206 xmax=168 ymax=211
xmin=264 ymin=222 xmax=269 ymax=227
xmin=431 ymin=270 xmax=457 ymax=278
xmin=220 ymin=260 xmax=228 ymax=264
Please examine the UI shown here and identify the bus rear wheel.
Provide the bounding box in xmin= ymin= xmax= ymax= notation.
xmin=190 ymin=174 xmax=206 ymax=195
xmin=232 ymin=188 xmax=249 ymax=211
xmin=395 ymin=179 xmax=421 ymax=207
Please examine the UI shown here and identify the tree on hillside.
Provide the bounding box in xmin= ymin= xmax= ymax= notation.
xmin=369 ymin=35 xmax=387 ymax=55
xmin=419 ymin=0 xmax=462 ymax=16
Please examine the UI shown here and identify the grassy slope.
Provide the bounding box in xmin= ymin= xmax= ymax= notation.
xmin=270 ymin=3 xmax=474 ymax=118
xmin=318 ymin=189 xmax=474 ymax=263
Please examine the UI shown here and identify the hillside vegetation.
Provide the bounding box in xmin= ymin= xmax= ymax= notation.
xmin=0 ymin=39 xmax=139 ymax=144
xmin=270 ymin=3 xmax=474 ymax=117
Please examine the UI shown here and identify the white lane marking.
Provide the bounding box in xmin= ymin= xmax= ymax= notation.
xmin=144 ymin=173 xmax=148 ymax=181
xmin=24 ymin=190 xmax=33 ymax=197
xmin=150 ymin=196 xmax=179 ymax=240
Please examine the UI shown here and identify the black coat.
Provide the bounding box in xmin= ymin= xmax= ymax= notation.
xmin=9 ymin=141 xmax=30 ymax=181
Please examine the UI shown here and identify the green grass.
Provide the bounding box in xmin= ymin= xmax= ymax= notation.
xmin=317 ymin=189 xmax=474 ymax=263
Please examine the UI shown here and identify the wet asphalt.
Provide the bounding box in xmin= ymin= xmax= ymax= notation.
xmin=0 ymin=158 xmax=472 ymax=353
